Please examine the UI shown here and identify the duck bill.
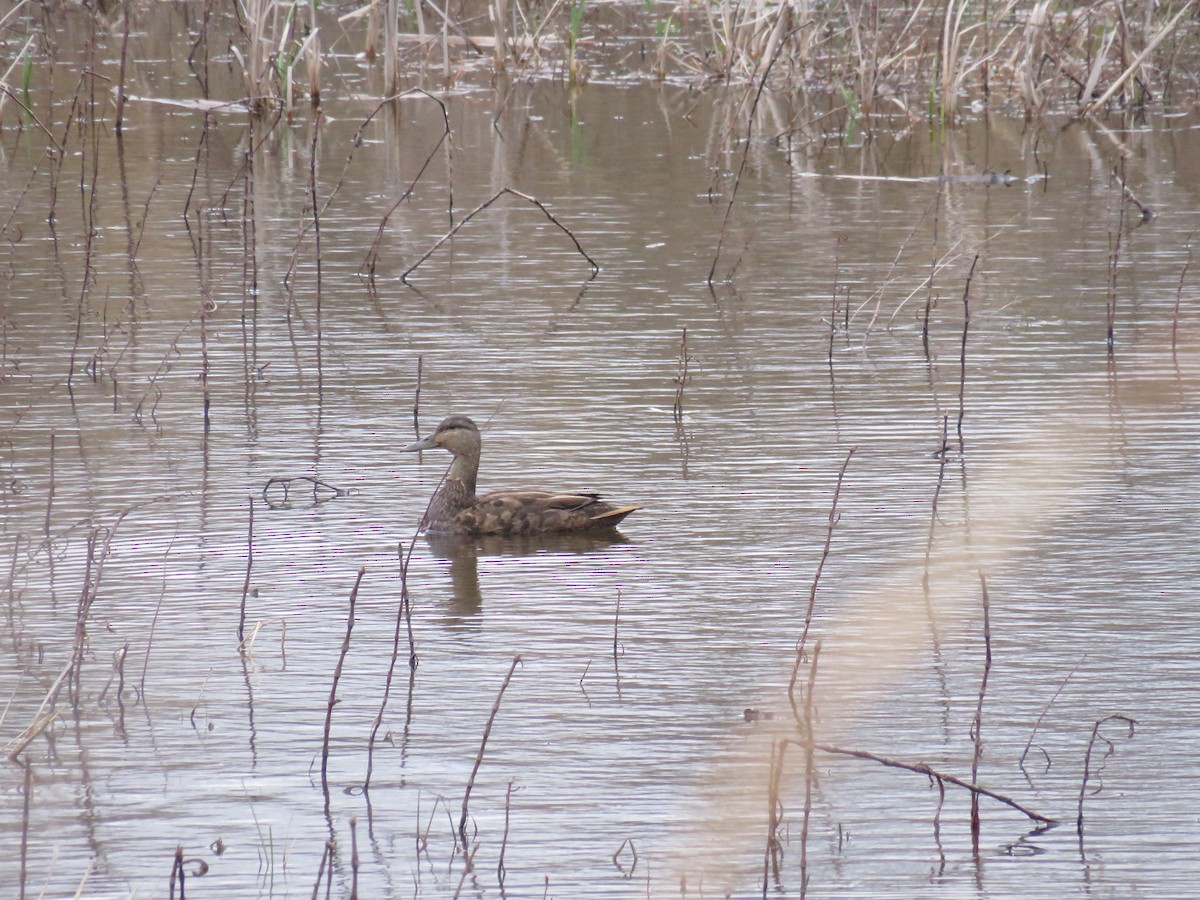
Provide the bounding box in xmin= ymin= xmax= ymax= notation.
xmin=402 ymin=435 xmax=439 ymax=452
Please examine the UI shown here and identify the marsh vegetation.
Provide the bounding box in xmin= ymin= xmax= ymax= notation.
xmin=3 ymin=2 xmax=1200 ymax=897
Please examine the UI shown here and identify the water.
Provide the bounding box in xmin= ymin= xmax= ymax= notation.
xmin=4 ymin=6 xmax=1200 ymax=898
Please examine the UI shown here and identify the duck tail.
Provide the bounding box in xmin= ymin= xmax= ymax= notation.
xmin=590 ymin=505 xmax=642 ymax=527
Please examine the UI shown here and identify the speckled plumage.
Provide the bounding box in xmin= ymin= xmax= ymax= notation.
xmin=402 ymin=416 xmax=640 ymax=537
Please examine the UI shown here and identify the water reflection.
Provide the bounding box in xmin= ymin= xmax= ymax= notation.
xmin=424 ymin=531 xmax=632 ymax=627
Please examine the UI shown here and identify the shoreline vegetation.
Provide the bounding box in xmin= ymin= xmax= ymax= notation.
xmin=2 ymin=1 xmax=1198 ymax=133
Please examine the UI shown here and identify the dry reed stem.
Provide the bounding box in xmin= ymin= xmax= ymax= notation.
xmin=956 ymin=255 xmax=980 ymax=450
xmin=401 ymin=188 xmax=598 ymax=282
xmin=349 ymin=816 xmax=359 ymax=899
xmin=799 ymin=639 xmax=821 ymax=897
xmin=761 ymin=735 xmax=787 ymax=892
xmin=788 ymin=447 xmax=855 ymax=722
xmin=114 ymin=0 xmax=130 ymax=132
xmin=459 ymin=655 xmax=522 ymax=849
xmin=1080 ymin=1 xmax=1196 ymax=117
xmin=1106 ymin=162 xmax=1127 ymax=354
xmin=321 ymin=568 xmax=366 ymax=789
xmin=238 ymin=495 xmax=254 ymax=646
xmin=612 ymin=587 xmax=621 ymax=682
xmin=363 ymin=532 xmax=420 ymax=792
xmin=707 ymin=23 xmax=794 ymax=285
xmin=311 ymin=838 xmax=332 ymax=899
xmin=497 ymin=779 xmax=516 ymax=887
xmin=19 ymin=754 xmax=31 ymax=900
xmin=969 ymin=571 xmax=992 ymax=847
xmin=452 ymin=842 xmax=481 ymax=899
xmin=671 ymin=326 xmax=692 ymax=424
xmin=412 ymin=356 xmax=424 ymax=438
xmin=170 ymin=844 xmax=185 ymax=898
xmin=1171 ymin=231 xmax=1194 ymax=356
xmin=1020 ymin=655 xmax=1084 ymax=772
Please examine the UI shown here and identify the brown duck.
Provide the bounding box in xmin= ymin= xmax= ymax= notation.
xmin=402 ymin=415 xmax=640 ymax=537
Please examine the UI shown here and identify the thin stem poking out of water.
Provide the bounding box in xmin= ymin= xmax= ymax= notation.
xmin=789 ymin=447 xmax=855 ymax=722
xmin=708 ymin=24 xmax=795 ymax=285
xmin=19 ymin=754 xmax=31 ymax=900
xmin=1076 ymin=714 xmax=1137 ymax=851
xmin=969 ymin=571 xmax=992 ymax=850
xmin=459 ymin=655 xmax=522 ymax=850
xmin=956 ymin=254 xmax=979 ymax=452
xmin=237 ymin=494 xmax=254 ymax=647
xmin=363 ymin=532 xmax=421 ymax=792
xmin=322 ymin=568 xmax=366 ymax=792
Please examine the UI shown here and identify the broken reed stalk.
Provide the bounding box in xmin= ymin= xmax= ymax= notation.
xmin=815 ymin=742 xmax=1056 ymax=824
xmin=788 ymin=447 xmax=855 ymax=721
xmin=400 ymin=188 xmax=598 ymax=282
xmin=1076 ymin=713 xmax=1137 ymax=843
xmin=459 ymin=655 xmax=522 ymax=850
xmin=969 ymin=571 xmax=992 ymax=845
xmin=956 ymin=254 xmax=979 ymax=450
xmin=238 ymin=494 xmax=254 ymax=646
xmin=321 ymin=568 xmax=366 ymax=789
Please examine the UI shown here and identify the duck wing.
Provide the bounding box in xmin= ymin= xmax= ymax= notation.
xmin=467 ymin=489 xmax=639 ymax=534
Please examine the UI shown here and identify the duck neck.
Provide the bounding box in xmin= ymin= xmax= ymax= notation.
xmin=447 ymin=452 xmax=478 ymax=498
xmin=429 ymin=451 xmax=478 ymax=523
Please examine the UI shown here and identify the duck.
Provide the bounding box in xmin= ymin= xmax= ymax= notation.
xmin=402 ymin=415 xmax=640 ymax=537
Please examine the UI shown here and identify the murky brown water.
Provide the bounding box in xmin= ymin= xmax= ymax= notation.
xmin=5 ymin=5 xmax=1200 ymax=898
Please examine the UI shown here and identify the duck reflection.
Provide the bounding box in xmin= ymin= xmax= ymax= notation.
xmin=425 ymin=530 xmax=632 ymax=626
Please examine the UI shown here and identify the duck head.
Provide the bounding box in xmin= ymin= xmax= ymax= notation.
xmin=402 ymin=415 xmax=482 ymax=458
